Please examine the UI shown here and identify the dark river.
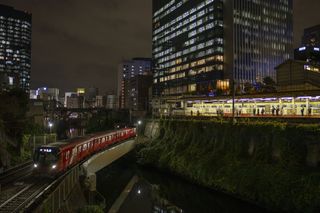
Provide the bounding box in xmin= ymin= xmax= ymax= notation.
xmin=96 ymin=153 xmax=271 ymax=213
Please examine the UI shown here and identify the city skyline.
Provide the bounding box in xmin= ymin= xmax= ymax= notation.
xmin=0 ymin=0 xmax=319 ymax=92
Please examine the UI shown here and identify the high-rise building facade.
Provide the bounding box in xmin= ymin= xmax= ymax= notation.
xmin=294 ymin=25 xmax=320 ymax=65
xmin=117 ymin=58 xmax=152 ymax=109
xmin=152 ymin=0 xmax=293 ymax=97
xmin=0 ymin=4 xmax=32 ymax=92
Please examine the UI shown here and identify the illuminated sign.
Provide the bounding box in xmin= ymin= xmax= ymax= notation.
xmin=77 ymin=88 xmax=85 ymax=94
xmin=40 ymin=148 xmax=52 ymax=153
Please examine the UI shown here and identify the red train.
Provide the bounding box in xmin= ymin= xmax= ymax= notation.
xmin=32 ymin=128 xmax=136 ymax=177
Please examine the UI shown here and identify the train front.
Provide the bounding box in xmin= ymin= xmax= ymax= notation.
xmin=33 ymin=146 xmax=60 ymax=177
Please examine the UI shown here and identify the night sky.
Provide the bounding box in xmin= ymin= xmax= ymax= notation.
xmin=0 ymin=0 xmax=319 ymax=93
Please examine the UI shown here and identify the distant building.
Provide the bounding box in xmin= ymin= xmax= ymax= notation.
xmin=276 ymin=59 xmax=320 ymax=92
xmin=0 ymin=4 xmax=32 ymax=92
xmin=294 ymin=46 xmax=320 ymax=65
xmin=66 ymin=93 xmax=84 ymax=109
xmin=106 ymin=94 xmax=117 ymax=109
xmin=29 ymin=89 xmax=37 ymax=99
xmin=37 ymin=87 xmax=59 ymax=101
xmin=294 ymin=25 xmax=320 ymax=65
xmin=0 ymin=72 xmax=19 ymax=91
xmin=118 ymin=58 xmax=152 ymax=109
xmin=87 ymin=87 xmax=99 ymax=101
xmin=152 ymin=0 xmax=293 ymax=97
xmin=94 ymin=95 xmax=104 ymax=108
xmin=29 ymin=87 xmax=59 ymax=101
xmin=301 ymin=25 xmax=320 ymax=47
xmin=128 ymin=74 xmax=153 ymax=111
xmin=64 ymin=92 xmax=77 ymax=107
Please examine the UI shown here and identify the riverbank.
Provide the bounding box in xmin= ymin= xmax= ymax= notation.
xmin=137 ymin=119 xmax=320 ymax=213
xmin=96 ymin=151 xmax=267 ymax=213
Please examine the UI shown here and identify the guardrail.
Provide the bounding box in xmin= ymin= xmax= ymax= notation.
xmin=27 ymin=165 xmax=80 ymax=213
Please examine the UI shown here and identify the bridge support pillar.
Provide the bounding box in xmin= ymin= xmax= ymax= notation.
xmin=85 ymin=173 xmax=97 ymax=192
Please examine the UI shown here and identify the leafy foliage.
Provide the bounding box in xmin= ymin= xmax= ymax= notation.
xmin=86 ymin=110 xmax=130 ymax=134
xmin=138 ymin=120 xmax=320 ymax=212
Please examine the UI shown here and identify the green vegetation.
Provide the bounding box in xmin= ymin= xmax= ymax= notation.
xmin=138 ymin=120 xmax=320 ymax=212
xmin=0 ymin=89 xmax=46 ymax=167
xmin=78 ymin=205 xmax=104 ymax=213
xmin=86 ymin=110 xmax=130 ymax=134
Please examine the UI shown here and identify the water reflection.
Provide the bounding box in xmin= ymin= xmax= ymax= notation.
xmin=97 ymin=156 xmax=269 ymax=213
xmin=118 ymin=176 xmax=183 ymax=213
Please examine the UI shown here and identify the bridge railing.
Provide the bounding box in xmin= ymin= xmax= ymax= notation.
xmin=30 ymin=165 xmax=80 ymax=213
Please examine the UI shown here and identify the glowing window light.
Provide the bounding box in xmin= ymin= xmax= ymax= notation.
xmin=299 ymin=47 xmax=306 ymax=51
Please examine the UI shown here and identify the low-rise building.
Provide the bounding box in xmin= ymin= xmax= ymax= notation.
xmin=276 ymin=59 xmax=320 ymax=92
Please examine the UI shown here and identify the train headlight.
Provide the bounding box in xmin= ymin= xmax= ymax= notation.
xmin=33 ymin=164 xmax=38 ymax=168
xmin=52 ymin=164 xmax=57 ymax=169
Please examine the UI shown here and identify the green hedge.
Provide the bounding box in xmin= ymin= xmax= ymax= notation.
xmin=138 ymin=120 xmax=320 ymax=212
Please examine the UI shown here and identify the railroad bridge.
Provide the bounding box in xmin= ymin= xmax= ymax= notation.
xmin=44 ymin=105 xmax=130 ymax=138
xmin=0 ymin=138 xmax=137 ymax=212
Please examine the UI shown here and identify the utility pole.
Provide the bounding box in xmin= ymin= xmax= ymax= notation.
xmin=232 ymin=74 xmax=236 ymax=124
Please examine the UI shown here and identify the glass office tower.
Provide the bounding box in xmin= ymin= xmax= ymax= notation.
xmin=0 ymin=4 xmax=32 ymax=92
xmin=152 ymin=0 xmax=293 ymax=97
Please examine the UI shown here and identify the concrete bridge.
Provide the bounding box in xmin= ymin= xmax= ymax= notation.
xmin=81 ymin=139 xmax=136 ymax=191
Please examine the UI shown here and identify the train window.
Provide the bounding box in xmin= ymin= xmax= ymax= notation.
xmin=83 ymin=144 xmax=87 ymax=150
xmin=34 ymin=148 xmax=58 ymax=163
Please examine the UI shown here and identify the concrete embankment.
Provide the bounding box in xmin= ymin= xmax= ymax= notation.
xmin=138 ymin=119 xmax=320 ymax=213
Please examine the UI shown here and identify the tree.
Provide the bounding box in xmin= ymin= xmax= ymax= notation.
xmin=262 ymin=76 xmax=277 ymax=93
xmin=243 ymin=82 xmax=255 ymax=94
xmin=263 ymin=76 xmax=276 ymax=86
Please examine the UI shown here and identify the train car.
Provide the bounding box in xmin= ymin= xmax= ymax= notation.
xmin=33 ymin=128 xmax=136 ymax=177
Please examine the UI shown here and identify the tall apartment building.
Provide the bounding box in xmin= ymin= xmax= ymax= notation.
xmin=117 ymin=58 xmax=152 ymax=110
xmin=0 ymin=4 xmax=32 ymax=92
xmin=152 ymin=0 xmax=293 ymax=97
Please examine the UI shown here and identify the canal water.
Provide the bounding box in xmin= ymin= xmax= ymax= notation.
xmin=96 ymin=153 xmax=270 ymax=213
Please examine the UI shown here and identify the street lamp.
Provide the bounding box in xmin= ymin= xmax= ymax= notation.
xmin=138 ymin=120 xmax=142 ymax=125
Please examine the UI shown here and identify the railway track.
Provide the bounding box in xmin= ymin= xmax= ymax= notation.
xmin=0 ymin=161 xmax=33 ymax=187
xmin=0 ymin=180 xmax=49 ymax=213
